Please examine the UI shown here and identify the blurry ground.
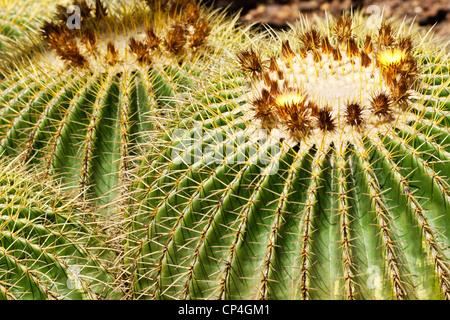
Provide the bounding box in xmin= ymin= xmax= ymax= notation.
xmin=213 ymin=0 xmax=450 ymax=44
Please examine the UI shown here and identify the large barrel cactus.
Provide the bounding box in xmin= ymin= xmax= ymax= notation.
xmin=128 ymin=13 xmax=450 ymax=299
xmin=0 ymin=160 xmax=121 ymax=299
xmin=0 ymin=0 xmax=242 ymax=207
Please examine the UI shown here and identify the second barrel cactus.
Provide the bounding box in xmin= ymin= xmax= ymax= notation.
xmin=127 ymin=13 xmax=450 ymax=300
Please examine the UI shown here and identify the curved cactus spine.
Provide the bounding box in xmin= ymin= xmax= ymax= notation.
xmin=127 ymin=13 xmax=450 ymax=300
xmin=0 ymin=159 xmax=121 ymax=299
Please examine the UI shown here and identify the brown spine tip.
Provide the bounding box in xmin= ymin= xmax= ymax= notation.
xmin=281 ymin=40 xmax=296 ymax=61
xmin=275 ymin=94 xmax=312 ymax=141
xmin=397 ymin=36 xmax=414 ymax=52
xmin=306 ymin=101 xmax=319 ymax=117
xmin=164 ymin=23 xmax=187 ymax=55
xmin=370 ymin=92 xmax=393 ymax=118
xmin=251 ymin=88 xmax=276 ymax=126
xmin=269 ymin=56 xmax=279 ymax=73
xmin=316 ymin=107 xmax=336 ymax=132
xmin=106 ymin=41 xmax=118 ymax=66
xmin=42 ymin=21 xmax=88 ymax=68
xmin=331 ymin=15 xmax=353 ymax=45
xmin=277 ymin=70 xmax=284 ymax=81
xmin=362 ymin=35 xmax=373 ymax=54
xmin=360 ymin=50 xmax=372 ymax=68
xmin=189 ymin=18 xmax=211 ymax=49
xmin=391 ymin=79 xmax=412 ymax=108
xmin=81 ymin=27 xmax=97 ymax=54
xmin=74 ymin=0 xmax=93 ymax=19
xmin=378 ymin=21 xmax=395 ymax=47
xmin=312 ymin=49 xmax=322 ymax=63
xmin=129 ymin=37 xmax=151 ymax=64
xmin=95 ymin=0 xmax=107 ymax=19
xmin=270 ymin=80 xmax=281 ymax=96
xmin=185 ymin=2 xmax=201 ymax=24
xmin=332 ymin=46 xmax=342 ymax=61
xmin=345 ymin=102 xmax=364 ymax=126
xmin=345 ymin=38 xmax=359 ymax=59
xmin=299 ymin=28 xmax=322 ymax=52
xmin=263 ymin=71 xmax=272 ymax=87
xmin=55 ymin=4 xmax=71 ymax=22
xmin=321 ymin=36 xmax=334 ymax=55
xmin=146 ymin=27 xmax=161 ymax=51
xmin=236 ymin=48 xmax=264 ymax=79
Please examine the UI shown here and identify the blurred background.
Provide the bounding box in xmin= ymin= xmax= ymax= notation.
xmin=212 ymin=0 xmax=450 ymax=41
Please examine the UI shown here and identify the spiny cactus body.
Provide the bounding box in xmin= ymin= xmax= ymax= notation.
xmin=0 ymin=0 xmax=242 ymax=207
xmin=128 ymin=14 xmax=450 ymax=300
xmin=0 ymin=159 xmax=121 ymax=299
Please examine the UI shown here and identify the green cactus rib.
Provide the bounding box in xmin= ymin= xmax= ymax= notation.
xmin=128 ymin=38 xmax=450 ymax=299
xmin=0 ymin=162 xmax=121 ymax=299
xmin=0 ymin=64 xmax=192 ymax=206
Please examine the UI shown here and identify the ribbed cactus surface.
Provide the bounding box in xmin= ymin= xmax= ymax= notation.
xmin=128 ymin=14 xmax=450 ymax=299
xmin=0 ymin=161 xmax=120 ymax=299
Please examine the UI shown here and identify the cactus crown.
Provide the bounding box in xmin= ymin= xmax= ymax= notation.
xmin=37 ymin=0 xmax=211 ymax=72
xmin=237 ymin=14 xmax=419 ymax=150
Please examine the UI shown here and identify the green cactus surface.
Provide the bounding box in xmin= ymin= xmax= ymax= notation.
xmin=127 ymin=13 xmax=450 ymax=300
xmin=0 ymin=159 xmax=121 ymax=299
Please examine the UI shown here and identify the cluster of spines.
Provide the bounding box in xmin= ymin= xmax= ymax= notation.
xmin=129 ymin=1 xmax=211 ymax=63
xmin=236 ymin=15 xmax=419 ymax=142
xmin=40 ymin=0 xmax=211 ymax=69
xmin=41 ymin=0 xmax=108 ymax=68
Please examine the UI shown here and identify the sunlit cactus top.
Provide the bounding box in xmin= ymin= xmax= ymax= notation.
xmin=38 ymin=0 xmax=212 ymax=71
xmin=237 ymin=15 xmax=421 ymax=150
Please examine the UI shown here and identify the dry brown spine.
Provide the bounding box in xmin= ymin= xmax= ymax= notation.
xmin=106 ymin=41 xmax=119 ymax=66
xmin=316 ymin=107 xmax=336 ymax=132
xmin=145 ymin=27 xmax=162 ymax=51
xmin=95 ymin=0 xmax=107 ymax=18
xmin=164 ymin=23 xmax=187 ymax=55
xmin=190 ymin=18 xmax=211 ymax=49
xmin=269 ymin=56 xmax=279 ymax=72
xmin=378 ymin=22 xmax=395 ymax=47
xmin=332 ymin=46 xmax=342 ymax=62
xmin=129 ymin=37 xmax=152 ymax=65
xmin=370 ymin=92 xmax=393 ymax=118
xmin=275 ymin=92 xmax=312 ymax=140
xmin=362 ymin=35 xmax=373 ymax=54
xmin=281 ymin=40 xmax=296 ymax=61
xmin=345 ymin=38 xmax=359 ymax=59
xmin=299 ymin=28 xmax=322 ymax=51
xmin=360 ymin=50 xmax=372 ymax=68
xmin=237 ymin=48 xmax=265 ymax=79
xmin=332 ymin=15 xmax=353 ymax=45
xmin=345 ymin=101 xmax=364 ymax=126
xmin=250 ymin=88 xmax=275 ymax=126
xmin=321 ymin=36 xmax=334 ymax=55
